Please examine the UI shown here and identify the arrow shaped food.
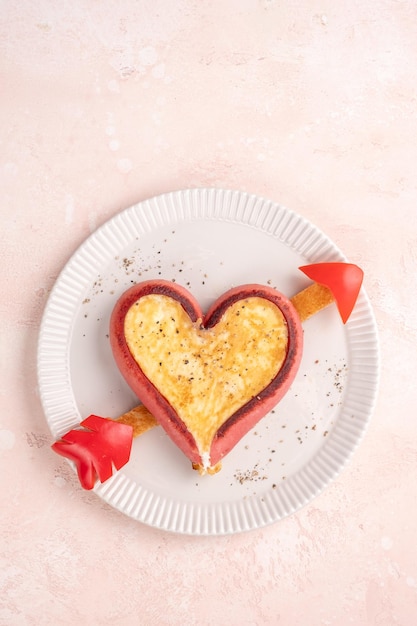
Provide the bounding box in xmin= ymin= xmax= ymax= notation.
xmin=52 ymin=262 xmax=364 ymax=489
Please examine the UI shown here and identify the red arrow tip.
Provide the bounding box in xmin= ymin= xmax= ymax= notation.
xmin=299 ymin=262 xmax=364 ymax=323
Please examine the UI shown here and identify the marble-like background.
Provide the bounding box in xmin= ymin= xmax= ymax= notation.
xmin=1 ymin=2 xmax=417 ymax=624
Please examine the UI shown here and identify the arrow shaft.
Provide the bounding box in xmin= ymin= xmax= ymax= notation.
xmin=115 ymin=405 xmax=157 ymax=436
xmin=290 ymin=282 xmax=334 ymax=322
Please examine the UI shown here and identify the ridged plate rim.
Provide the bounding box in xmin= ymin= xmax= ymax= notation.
xmin=37 ymin=188 xmax=379 ymax=535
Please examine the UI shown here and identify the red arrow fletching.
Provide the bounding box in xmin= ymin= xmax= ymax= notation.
xmin=52 ymin=415 xmax=133 ymax=490
xmin=299 ymin=263 xmax=364 ymax=323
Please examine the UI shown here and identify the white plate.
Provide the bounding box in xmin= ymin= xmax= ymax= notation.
xmin=37 ymin=188 xmax=379 ymax=535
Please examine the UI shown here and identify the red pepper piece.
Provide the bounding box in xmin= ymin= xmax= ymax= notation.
xmin=299 ymin=262 xmax=364 ymax=323
xmin=52 ymin=415 xmax=133 ymax=490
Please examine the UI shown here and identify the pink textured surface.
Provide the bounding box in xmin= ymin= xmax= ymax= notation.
xmin=1 ymin=2 xmax=416 ymax=624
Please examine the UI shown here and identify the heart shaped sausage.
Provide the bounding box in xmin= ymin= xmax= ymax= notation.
xmin=110 ymin=280 xmax=303 ymax=471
